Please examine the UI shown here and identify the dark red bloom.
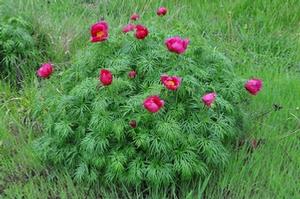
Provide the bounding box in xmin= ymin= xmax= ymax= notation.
xmin=160 ymin=74 xmax=182 ymax=90
xmin=165 ymin=36 xmax=189 ymax=54
xmin=99 ymin=69 xmax=113 ymax=86
xmin=143 ymin=96 xmax=164 ymax=113
xmin=128 ymin=70 xmax=137 ymax=79
xmin=157 ymin=7 xmax=167 ymax=16
xmin=135 ymin=25 xmax=149 ymax=40
xmin=245 ymin=79 xmax=263 ymax=95
xmin=130 ymin=13 xmax=140 ymax=21
xmin=37 ymin=63 xmax=53 ymax=78
xmin=129 ymin=120 xmax=137 ymax=128
xmin=90 ymin=21 xmax=109 ymax=43
xmin=122 ymin=24 xmax=135 ymax=33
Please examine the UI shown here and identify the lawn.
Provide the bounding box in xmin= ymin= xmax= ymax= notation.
xmin=0 ymin=0 xmax=299 ymax=198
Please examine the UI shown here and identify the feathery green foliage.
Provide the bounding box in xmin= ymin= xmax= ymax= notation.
xmin=1 ymin=0 xmax=299 ymax=198
xmin=34 ymin=19 xmax=246 ymax=189
xmin=0 ymin=1 xmax=52 ymax=85
xmin=0 ymin=16 xmax=39 ymax=84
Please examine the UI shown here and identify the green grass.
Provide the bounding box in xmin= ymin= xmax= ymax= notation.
xmin=0 ymin=0 xmax=299 ymax=198
xmin=205 ymin=71 xmax=300 ymax=198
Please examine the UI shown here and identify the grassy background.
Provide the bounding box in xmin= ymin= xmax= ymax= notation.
xmin=0 ymin=0 xmax=299 ymax=198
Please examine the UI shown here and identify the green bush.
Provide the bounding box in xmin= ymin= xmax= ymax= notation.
xmin=34 ymin=26 xmax=246 ymax=189
xmin=0 ymin=0 xmax=51 ymax=85
xmin=0 ymin=16 xmax=41 ymax=85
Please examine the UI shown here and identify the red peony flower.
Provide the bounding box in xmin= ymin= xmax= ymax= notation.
xmin=122 ymin=24 xmax=135 ymax=33
xmin=245 ymin=79 xmax=262 ymax=95
xmin=130 ymin=13 xmax=140 ymax=21
xmin=99 ymin=69 xmax=113 ymax=86
xmin=202 ymin=92 xmax=216 ymax=107
xmin=135 ymin=24 xmax=149 ymax=40
xmin=129 ymin=120 xmax=137 ymax=128
xmin=90 ymin=21 xmax=109 ymax=43
xmin=157 ymin=7 xmax=167 ymax=16
xmin=143 ymin=96 xmax=164 ymax=113
xmin=165 ymin=36 xmax=190 ymax=54
xmin=160 ymin=74 xmax=182 ymax=90
xmin=128 ymin=70 xmax=137 ymax=79
xmin=37 ymin=63 xmax=53 ymax=78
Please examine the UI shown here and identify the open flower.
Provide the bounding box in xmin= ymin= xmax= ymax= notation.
xmin=160 ymin=74 xmax=182 ymax=90
xmin=165 ymin=36 xmax=189 ymax=54
xmin=90 ymin=21 xmax=109 ymax=42
xmin=143 ymin=96 xmax=164 ymax=113
xmin=245 ymin=79 xmax=262 ymax=95
xmin=135 ymin=25 xmax=149 ymax=39
xmin=37 ymin=63 xmax=53 ymax=78
xmin=157 ymin=7 xmax=167 ymax=16
xmin=130 ymin=13 xmax=140 ymax=21
xmin=122 ymin=24 xmax=135 ymax=33
xmin=99 ymin=69 xmax=113 ymax=86
xmin=128 ymin=70 xmax=137 ymax=79
xmin=202 ymin=92 xmax=216 ymax=107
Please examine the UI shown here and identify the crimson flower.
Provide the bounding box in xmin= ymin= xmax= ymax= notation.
xmin=143 ymin=96 xmax=164 ymax=113
xmin=129 ymin=120 xmax=137 ymax=128
xmin=202 ymin=92 xmax=216 ymax=107
xmin=157 ymin=7 xmax=167 ymax=16
xmin=135 ymin=25 xmax=149 ymax=40
xmin=99 ymin=69 xmax=113 ymax=86
xmin=160 ymin=74 xmax=182 ymax=90
xmin=165 ymin=36 xmax=189 ymax=54
xmin=130 ymin=13 xmax=140 ymax=21
xmin=90 ymin=21 xmax=109 ymax=43
xmin=122 ymin=24 xmax=135 ymax=33
xmin=37 ymin=63 xmax=53 ymax=78
xmin=128 ymin=70 xmax=137 ymax=79
xmin=245 ymin=79 xmax=262 ymax=95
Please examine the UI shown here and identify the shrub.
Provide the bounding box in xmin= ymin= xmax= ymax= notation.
xmin=0 ymin=16 xmax=41 ymax=85
xmin=34 ymin=23 xmax=245 ymax=190
xmin=0 ymin=0 xmax=52 ymax=85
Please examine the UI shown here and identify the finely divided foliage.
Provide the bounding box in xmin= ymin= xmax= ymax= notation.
xmin=0 ymin=2 xmax=51 ymax=85
xmin=0 ymin=17 xmax=40 ymax=84
xmin=35 ymin=11 xmax=247 ymax=188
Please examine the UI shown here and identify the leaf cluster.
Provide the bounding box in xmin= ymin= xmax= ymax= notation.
xmin=34 ymin=29 xmax=246 ymax=189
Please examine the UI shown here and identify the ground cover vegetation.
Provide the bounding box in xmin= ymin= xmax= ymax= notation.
xmin=0 ymin=0 xmax=299 ymax=198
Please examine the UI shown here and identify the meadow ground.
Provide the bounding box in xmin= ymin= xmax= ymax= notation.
xmin=0 ymin=0 xmax=299 ymax=198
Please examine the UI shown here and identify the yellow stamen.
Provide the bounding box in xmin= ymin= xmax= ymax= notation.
xmin=166 ymin=80 xmax=175 ymax=86
xmin=96 ymin=31 xmax=104 ymax=38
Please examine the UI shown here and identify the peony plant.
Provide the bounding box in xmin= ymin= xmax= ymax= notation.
xmin=34 ymin=8 xmax=262 ymax=190
xmin=0 ymin=16 xmax=45 ymax=85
